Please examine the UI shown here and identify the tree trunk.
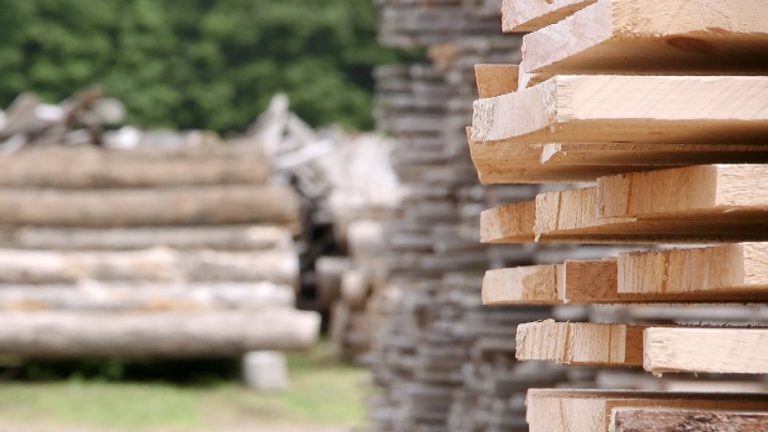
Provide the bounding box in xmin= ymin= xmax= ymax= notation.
xmin=0 ymin=225 xmax=294 ymax=251
xmin=0 ymin=310 xmax=320 ymax=357
xmin=0 ymin=185 xmax=300 ymax=227
xmin=0 ymin=145 xmax=270 ymax=188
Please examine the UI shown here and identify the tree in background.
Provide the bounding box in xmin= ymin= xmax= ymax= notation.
xmin=0 ymin=0 xmax=396 ymax=132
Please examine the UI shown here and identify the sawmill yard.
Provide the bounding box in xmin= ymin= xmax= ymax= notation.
xmin=0 ymin=345 xmax=366 ymax=431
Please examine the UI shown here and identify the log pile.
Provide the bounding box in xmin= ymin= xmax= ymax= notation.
xmin=0 ymin=116 xmax=319 ymax=357
xmin=468 ymin=1 xmax=768 ymax=430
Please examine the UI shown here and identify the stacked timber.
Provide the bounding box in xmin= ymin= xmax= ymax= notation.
xmin=469 ymin=1 xmax=768 ymax=430
xmin=367 ymin=1 xmax=612 ymax=430
xmin=0 ymin=143 xmax=319 ymax=358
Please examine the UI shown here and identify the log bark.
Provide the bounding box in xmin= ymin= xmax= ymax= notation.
xmin=0 ymin=248 xmax=299 ymax=286
xmin=0 ymin=145 xmax=270 ymax=188
xmin=0 ymin=185 xmax=300 ymax=227
xmin=0 ymin=282 xmax=295 ymax=312
xmin=0 ymin=310 xmax=320 ymax=357
xmin=0 ymin=225 xmax=293 ymax=251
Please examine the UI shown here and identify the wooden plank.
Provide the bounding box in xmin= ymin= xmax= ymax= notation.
xmin=479 ymin=200 xmax=535 ymax=243
xmin=644 ymin=327 xmax=768 ymax=375
xmin=526 ymin=389 xmax=768 ymax=432
xmin=474 ymin=64 xmax=519 ymax=98
xmin=482 ymin=265 xmax=562 ymax=305
xmin=516 ymin=320 xmax=645 ymax=367
xmin=612 ymin=408 xmax=768 ymax=432
xmin=518 ymin=0 xmax=768 ymax=88
xmin=501 ymin=0 xmax=595 ymax=32
xmin=598 ymin=164 xmax=768 ymax=219
xmin=471 ymin=75 xmax=768 ymax=145
xmin=618 ymin=243 xmax=768 ymax=299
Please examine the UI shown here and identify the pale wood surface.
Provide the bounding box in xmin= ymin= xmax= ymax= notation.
xmin=501 ymin=0 xmax=595 ymax=32
xmin=479 ymin=200 xmax=535 ymax=243
xmin=612 ymin=408 xmax=768 ymax=432
xmin=518 ymin=0 xmax=768 ymax=87
xmin=472 ymin=75 xmax=768 ymax=145
xmin=644 ymin=327 xmax=768 ymax=375
xmin=516 ymin=320 xmax=645 ymax=366
xmin=474 ymin=64 xmax=519 ymax=98
xmin=482 ymin=265 xmax=561 ymax=305
xmin=526 ymin=389 xmax=768 ymax=432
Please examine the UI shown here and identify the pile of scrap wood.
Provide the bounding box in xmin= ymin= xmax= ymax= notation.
xmin=364 ymin=1 xmax=626 ymax=430
xmin=0 ymin=94 xmax=319 ymax=358
xmin=470 ymin=1 xmax=768 ymax=430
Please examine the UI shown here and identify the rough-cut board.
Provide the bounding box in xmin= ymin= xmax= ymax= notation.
xmin=501 ymin=0 xmax=595 ymax=32
xmin=612 ymin=408 xmax=768 ymax=432
xmin=0 ymin=185 xmax=300 ymax=227
xmin=0 ymin=310 xmax=320 ymax=358
xmin=469 ymin=136 xmax=768 ymax=185
xmin=471 ymin=75 xmax=768 ymax=145
xmin=598 ymin=164 xmax=768 ymax=219
xmin=618 ymin=243 xmax=768 ymax=298
xmin=526 ymin=389 xmax=768 ymax=432
xmin=518 ymin=0 xmax=768 ymax=88
xmin=474 ymin=64 xmax=519 ymax=98
xmin=481 ymin=186 xmax=768 ymax=244
xmin=644 ymin=327 xmax=768 ymax=375
xmin=516 ymin=320 xmax=645 ymax=367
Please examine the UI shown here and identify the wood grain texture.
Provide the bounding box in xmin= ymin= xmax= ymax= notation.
xmin=472 ymin=75 xmax=768 ymax=145
xmin=474 ymin=64 xmax=519 ymax=98
xmin=526 ymin=389 xmax=768 ymax=432
xmin=501 ymin=0 xmax=595 ymax=32
xmin=480 ymin=200 xmax=535 ymax=243
xmin=644 ymin=327 xmax=768 ymax=375
xmin=482 ymin=265 xmax=562 ymax=305
xmin=519 ymin=0 xmax=768 ymax=87
xmin=516 ymin=320 xmax=645 ymax=366
xmin=612 ymin=408 xmax=768 ymax=432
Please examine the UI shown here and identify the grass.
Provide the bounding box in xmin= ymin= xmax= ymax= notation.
xmin=0 ymin=344 xmax=369 ymax=431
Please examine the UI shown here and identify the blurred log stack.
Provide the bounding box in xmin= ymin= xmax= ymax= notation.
xmin=0 ymin=94 xmax=319 ymax=358
xmin=366 ymin=1 xmax=604 ymax=431
xmin=470 ymin=1 xmax=768 ymax=430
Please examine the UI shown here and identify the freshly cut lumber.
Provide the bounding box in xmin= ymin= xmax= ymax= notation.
xmin=0 ymin=282 xmax=295 ymax=312
xmin=482 ymin=265 xmax=561 ymax=305
xmin=619 ymin=243 xmax=768 ymax=298
xmin=0 ymin=225 xmax=293 ymax=251
xmin=469 ymin=137 xmax=768 ymax=184
xmin=518 ymin=0 xmax=768 ymax=87
xmin=0 ymin=185 xmax=300 ymax=227
xmin=0 ymin=248 xmax=299 ymax=286
xmin=471 ymin=75 xmax=768 ymax=145
xmin=0 ymin=310 xmax=320 ymax=358
xmin=599 ymin=165 xmax=768 ymax=219
xmin=643 ymin=327 xmax=768 ymax=375
xmin=612 ymin=408 xmax=768 ymax=432
xmin=526 ymin=389 xmax=768 ymax=432
xmin=474 ymin=64 xmax=519 ymax=98
xmin=0 ymin=145 xmax=270 ymax=188
xmin=502 ymin=0 xmax=595 ymax=32
xmin=482 ymin=186 xmax=768 ymax=244
xmin=516 ymin=320 xmax=645 ymax=367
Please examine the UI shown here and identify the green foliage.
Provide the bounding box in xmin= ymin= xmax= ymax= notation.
xmin=0 ymin=0 xmax=395 ymax=132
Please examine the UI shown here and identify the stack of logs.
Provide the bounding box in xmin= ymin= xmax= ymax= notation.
xmin=470 ymin=1 xmax=768 ymax=430
xmin=0 ymin=143 xmax=319 ymax=358
xmin=365 ymin=1 xmax=611 ymax=430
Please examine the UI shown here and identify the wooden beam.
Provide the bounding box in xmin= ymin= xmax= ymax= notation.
xmin=482 ymin=264 xmax=562 ymax=305
xmin=644 ymin=327 xmax=768 ymax=375
xmin=501 ymin=0 xmax=595 ymax=32
xmin=518 ymin=0 xmax=768 ymax=88
xmin=474 ymin=64 xmax=519 ymax=98
xmin=618 ymin=243 xmax=768 ymax=299
xmin=526 ymin=389 xmax=768 ymax=432
xmin=471 ymin=75 xmax=768 ymax=145
xmin=612 ymin=408 xmax=768 ymax=432
xmin=516 ymin=320 xmax=645 ymax=367
xmin=598 ymin=165 xmax=768 ymax=219
xmin=479 ymin=200 xmax=535 ymax=243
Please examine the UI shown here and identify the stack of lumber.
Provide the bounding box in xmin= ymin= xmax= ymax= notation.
xmin=469 ymin=1 xmax=768 ymax=430
xmin=367 ymin=1 xmax=619 ymax=430
xmin=0 ymin=143 xmax=319 ymax=358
